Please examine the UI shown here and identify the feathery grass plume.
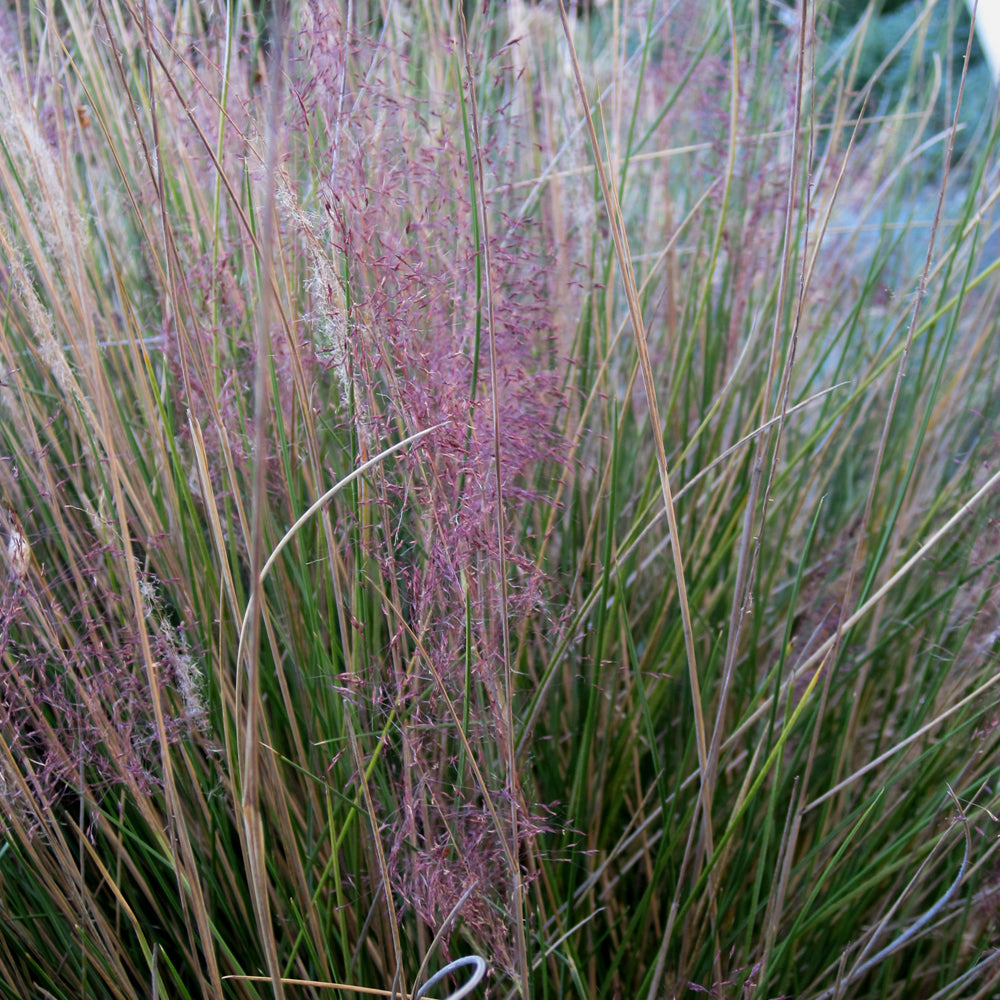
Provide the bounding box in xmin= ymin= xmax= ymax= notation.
xmin=4 ymin=523 xmax=29 ymax=583
xmin=287 ymin=1 xmax=569 ymax=970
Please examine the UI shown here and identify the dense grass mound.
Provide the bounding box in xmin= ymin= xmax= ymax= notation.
xmin=0 ymin=1 xmax=998 ymax=998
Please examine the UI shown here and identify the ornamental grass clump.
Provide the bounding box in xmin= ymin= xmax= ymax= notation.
xmin=285 ymin=1 xmax=570 ymax=971
xmin=0 ymin=1 xmax=999 ymax=999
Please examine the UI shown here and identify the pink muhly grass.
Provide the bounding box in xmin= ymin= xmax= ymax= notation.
xmin=0 ymin=528 xmax=207 ymax=831
xmin=290 ymin=4 xmax=569 ymax=963
xmin=689 ymin=956 xmax=789 ymax=1000
xmin=0 ymin=17 xmax=217 ymax=834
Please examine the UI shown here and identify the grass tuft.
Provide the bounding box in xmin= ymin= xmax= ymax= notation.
xmin=0 ymin=1 xmax=998 ymax=998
